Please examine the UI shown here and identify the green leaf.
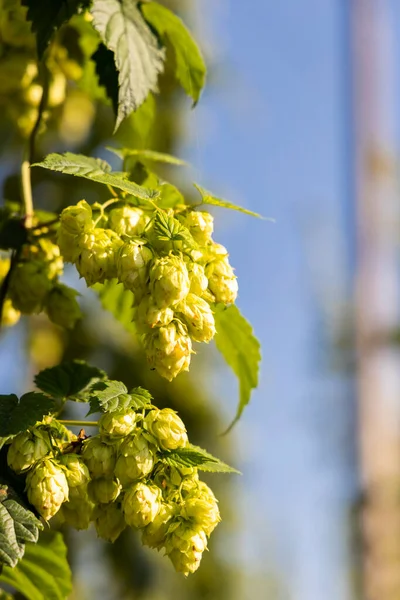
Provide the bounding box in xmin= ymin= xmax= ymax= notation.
xmin=0 ymin=531 xmax=72 ymax=600
xmin=0 ymin=394 xmax=56 ymax=437
xmin=153 ymin=211 xmax=195 ymax=246
xmin=22 ymin=0 xmax=91 ymax=59
xmin=157 ymin=183 xmax=185 ymax=209
xmin=114 ymin=93 xmax=156 ymax=149
xmin=92 ymin=43 xmax=119 ymax=114
xmin=107 ymin=147 xmax=187 ymax=166
xmin=34 ymin=360 xmax=107 ymax=401
xmin=194 ymin=184 xmax=265 ymax=219
xmin=142 ymin=2 xmax=206 ymax=104
xmin=90 ymin=0 xmax=165 ymax=131
xmin=94 ymin=279 xmax=136 ymax=334
xmin=0 ymin=485 xmax=43 ymax=569
xmin=87 ymin=380 xmax=128 ymax=414
xmin=33 ymin=153 xmax=159 ymax=201
xmin=129 ymin=387 xmax=153 ymax=409
xmin=214 ymin=305 xmax=261 ymax=431
xmin=158 ymin=445 xmax=239 ymax=474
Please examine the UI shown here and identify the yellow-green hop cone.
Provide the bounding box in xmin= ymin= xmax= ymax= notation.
xmin=122 ymin=482 xmax=162 ymax=529
xmin=93 ymin=502 xmax=126 ymax=542
xmin=187 ymin=262 xmax=208 ymax=296
xmin=61 ymin=499 xmax=94 ymax=530
xmin=7 ymin=428 xmax=52 ymax=474
xmin=116 ymin=239 xmax=153 ymax=300
xmin=81 ymin=437 xmax=116 ymax=478
xmin=166 ymin=524 xmax=207 ymax=576
xmin=149 ymin=256 xmax=190 ymax=308
xmin=136 ymin=295 xmax=174 ymax=333
xmin=145 ymin=408 xmax=188 ymax=451
xmin=9 ymin=261 xmax=53 ymax=313
xmin=182 ymin=482 xmax=220 ymax=536
xmin=60 ymin=200 xmax=93 ymax=236
xmin=177 ymin=293 xmax=216 ymax=343
xmin=143 ymin=321 xmax=192 ymax=381
xmin=88 ymin=477 xmax=122 ymax=504
xmin=114 ymin=434 xmax=154 ymax=486
xmin=77 ymin=228 xmax=122 ymax=286
xmin=205 ymin=255 xmax=238 ymax=305
xmin=59 ymin=453 xmax=91 ymax=491
xmin=25 ymin=458 xmax=69 ymax=521
xmin=1 ymin=299 xmax=20 ymax=327
xmin=179 ymin=211 xmax=214 ymax=245
xmin=108 ymin=206 xmax=149 ymax=236
xmin=141 ymin=502 xmax=176 ymax=550
xmin=98 ymin=410 xmax=137 ymax=438
xmin=45 ymin=283 xmax=82 ymax=329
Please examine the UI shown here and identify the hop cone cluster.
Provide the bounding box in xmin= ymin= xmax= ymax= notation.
xmin=0 ymin=0 xmax=83 ymax=136
xmin=58 ymin=201 xmax=238 ymax=380
xmin=2 ymin=234 xmax=81 ymax=329
xmin=6 ymin=402 xmax=220 ymax=576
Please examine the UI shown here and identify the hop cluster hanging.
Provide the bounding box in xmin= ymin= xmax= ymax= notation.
xmin=6 ymin=403 xmax=221 ymax=577
xmin=58 ymin=200 xmax=238 ymax=380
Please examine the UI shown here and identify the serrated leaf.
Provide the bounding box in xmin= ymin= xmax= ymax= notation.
xmin=94 ymin=279 xmax=136 ymax=334
xmin=33 ymin=153 xmax=159 ymax=201
xmin=91 ymin=0 xmax=165 ymax=131
xmin=153 ymin=211 xmax=195 ymax=246
xmin=0 ymin=531 xmax=72 ymax=600
xmin=129 ymin=387 xmax=153 ymax=409
xmin=92 ymin=43 xmax=119 ymax=114
xmin=142 ymin=2 xmax=206 ymax=104
xmin=22 ymin=0 xmax=91 ymax=58
xmin=87 ymin=380 xmax=128 ymax=414
xmin=34 ymin=360 xmax=107 ymax=401
xmin=214 ymin=305 xmax=261 ymax=431
xmin=0 ymin=394 xmax=56 ymax=437
xmin=107 ymin=147 xmax=187 ymax=166
xmin=194 ymin=184 xmax=265 ymax=219
xmin=158 ymin=445 xmax=239 ymax=474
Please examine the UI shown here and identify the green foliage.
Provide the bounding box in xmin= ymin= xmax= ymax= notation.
xmin=214 ymin=305 xmax=261 ymax=431
xmin=0 ymin=393 xmax=55 ymax=437
xmin=159 ymin=444 xmax=239 ymax=474
xmin=91 ymin=0 xmax=165 ymax=131
xmin=153 ymin=211 xmax=195 ymax=246
xmin=33 ymin=153 xmax=159 ymax=201
xmin=0 ymin=532 xmax=72 ymax=600
xmin=0 ymin=485 xmax=43 ymax=569
xmin=194 ymin=184 xmax=264 ymax=219
xmin=92 ymin=43 xmax=119 ymax=114
xmin=108 ymin=147 xmax=187 ymax=166
xmin=142 ymin=2 xmax=206 ymax=104
xmin=34 ymin=360 xmax=106 ymax=400
xmin=22 ymin=0 xmax=91 ymax=58
xmin=129 ymin=386 xmax=153 ymax=409
xmin=94 ymin=279 xmax=136 ymax=334
xmin=87 ymin=379 xmax=129 ymax=413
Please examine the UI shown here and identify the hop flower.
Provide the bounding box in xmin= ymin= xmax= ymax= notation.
xmin=98 ymin=410 xmax=137 ymax=438
xmin=116 ymin=239 xmax=153 ymax=301
xmin=186 ymin=262 xmax=208 ymax=296
xmin=182 ymin=482 xmax=220 ymax=536
xmin=136 ymin=295 xmax=174 ymax=333
xmin=108 ymin=206 xmax=149 ymax=236
xmin=59 ymin=200 xmax=93 ymax=236
xmin=61 ymin=499 xmax=94 ymax=530
xmin=1 ymin=299 xmax=20 ymax=327
xmin=45 ymin=283 xmax=81 ymax=329
xmin=9 ymin=261 xmax=53 ymax=313
xmin=93 ymin=502 xmax=126 ymax=542
xmin=143 ymin=321 xmax=192 ymax=381
xmin=59 ymin=453 xmax=91 ymax=500
xmin=57 ymin=228 xmax=81 ymax=263
xmin=205 ymin=255 xmax=238 ymax=304
xmin=177 ymin=293 xmax=215 ymax=343
xmin=122 ymin=482 xmax=162 ymax=529
xmin=26 ymin=458 xmax=69 ymax=520
xmin=88 ymin=477 xmax=122 ymax=504
xmin=145 ymin=408 xmax=188 ymax=450
xmin=114 ymin=434 xmax=154 ymax=486
xmin=81 ymin=437 xmax=116 ymax=478
xmin=141 ymin=502 xmax=176 ymax=550
xmin=180 ymin=211 xmax=214 ymax=245
xmin=7 ymin=428 xmax=52 ymax=473
xmin=77 ymin=228 xmax=122 ymax=286
xmin=165 ymin=524 xmax=208 ymax=576
xmin=149 ymin=256 xmax=190 ymax=308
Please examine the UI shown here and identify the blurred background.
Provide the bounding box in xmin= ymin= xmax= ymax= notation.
xmin=3 ymin=0 xmax=400 ymax=599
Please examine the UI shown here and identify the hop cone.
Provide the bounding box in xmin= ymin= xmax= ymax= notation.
xmin=59 ymin=453 xmax=91 ymax=501
xmin=81 ymin=437 xmax=116 ymax=478
xmin=141 ymin=502 xmax=176 ymax=550
xmin=181 ymin=482 xmax=220 ymax=535
xmin=145 ymin=408 xmax=188 ymax=451
xmin=177 ymin=293 xmax=215 ymax=343
xmin=205 ymin=255 xmax=238 ymax=305
xmin=165 ymin=523 xmax=208 ymax=576
xmin=122 ymin=482 xmax=162 ymax=529
xmin=149 ymin=256 xmax=190 ymax=308
xmin=186 ymin=262 xmax=208 ymax=296
xmin=116 ymin=239 xmax=153 ymax=301
xmin=143 ymin=321 xmax=192 ymax=381
xmin=45 ymin=283 xmax=81 ymax=329
xmin=93 ymin=502 xmax=126 ymax=542
xmin=180 ymin=211 xmax=214 ymax=245
xmin=7 ymin=428 xmax=52 ymax=474
xmin=88 ymin=477 xmax=122 ymax=504
xmin=114 ymin=433 xmax=154 ymax=486
xmin=60 ymin=200 xmax=93 ymax=236
xmin=136 ymin=295 xmax=174 ymax=333
xmin=9 ymin=261 xmax=53 ymax=313
xmin=98 ymin=410 xmax=137 ymax=438
xmin=108 ymin=206 xmax=149 ymax=236
xmin=77 ymin=228 xmax=122 ymax=285
xmin=26 ymin=458 xmax=69 ymax=520
xmin=61 ymin=499 xmax=93 ymax=530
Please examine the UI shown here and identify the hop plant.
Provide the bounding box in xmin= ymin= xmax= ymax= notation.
xmin=7 ymin=428 xmax=52 ymax=473
xmin=165 ymin=523 xmax=208 ymax=576
xmin=59 ymin=453 xmax=91 ymax=500
xmin=60 ymin=500 xmax=94 ymax=530
xmin=98 ymin=410 xmax=137 ymax=438
xmin=88 ymin=477 xmax=122 ymax=504
xmin=205 ymin=253 xmax=238 ymax=305
xmin=81 ymin=437 xmax=117 ymax=478
xmin=116 ymin=239 xmax=153 ymax=301
xmin=179 ymin=211 xmax=214 ymax=245
xmin=93 ymin=502 xmax=126 ymax=543
xmin=122 ymin=482 xmax=162 ymax=529
xmin=77 ymin=228 xmax=122 ymax=286
xmin=45 ymin=283 xmax=81 ymax=329
xmin=143 ymin=321 xmax=192 ymax=381
xmin=145 ymin=408 xmax=188 ymax=451
xmin=149 ymin=255 xmax=190 ymax=308
xmin=181 ymin=481 xmax=220 ymax=536
xmin=9 ymin=261 xmax=53 ymax=313
xmin=177 ymin=293 xmax=216 ymax=343
xmin=25 ymin=458 xmax=69 ymax=521
xmin=136 ymin=295 xmax=174 ymax=332
xmin=114 ymin=433 xmax=154 ymax=486
xmin=141 ymin=502 xmax=176 ymax=550
xmin=108 ymin=206 xmax=149 ymax=236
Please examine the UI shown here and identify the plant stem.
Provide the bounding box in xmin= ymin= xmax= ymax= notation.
xmin=59 ymin=420 xmax=99 ymax=427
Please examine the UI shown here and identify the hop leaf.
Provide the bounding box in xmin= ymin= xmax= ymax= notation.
xmin=158 ymin=445 xmax=239 ymax=474
xmin=0 ymin=393 xmax=56 ymax=437
xmin=34 ymin=360 xmax=107 ymax=401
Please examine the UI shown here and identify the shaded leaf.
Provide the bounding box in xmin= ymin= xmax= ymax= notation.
xmin=34 ymin=360 xmax=107 ymax=401
xmin=129 ymin=387 xmax=153 ymax=409
xmin=214 ymin=305 xmax=261 ymax=431
xmin=194 ymin=184 xmax=265 ymax=219
xmin=87 ymin=380 xmax=129 ymax=414
xmin=153 ymin=211 xmax=195 ymax=246
xmin=92 ymin=43 xmax=119 ymax=114
xmin=0 ymin=394 xmax=55 ymax=437
xmin=107 ymin=147 xmax=187 ymax=166
xmin=91 ymin=0 xmax=165 ymax=131
xmin=158 ymin=444 xmax=239 ymax=474
xmin=142 ymin=2 xmax=206 ymax=103
xmin=33 ymin=153 xmax=159 ymax=201
xmin=94 ymin=279 xmax=136 ymax=334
